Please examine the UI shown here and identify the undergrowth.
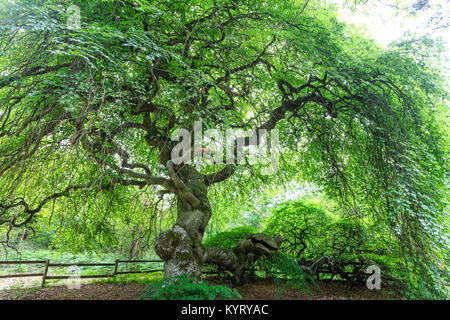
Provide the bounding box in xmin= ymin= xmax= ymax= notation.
xmin=139 ymin=274 xmax=242 ymax=300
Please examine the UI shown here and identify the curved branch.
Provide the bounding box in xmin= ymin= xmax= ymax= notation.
xmin=203 ymin=164 xmax=237 ymax=186
xmin=0 ymin=177 xmax=152 ymax=228
xmin=204 ymin=233 xmax=283 ymax=283
xmin=166 ymin=160 xmax=200 ymax=208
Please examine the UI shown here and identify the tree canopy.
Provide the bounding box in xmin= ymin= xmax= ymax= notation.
xmin=0 ymin=0 xmax=448 ymax=298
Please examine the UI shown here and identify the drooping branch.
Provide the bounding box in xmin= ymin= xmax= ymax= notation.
xmin=0 ymin=63 xmax=72 ymax=90
xmin=0 ymin=177 xmax=152 ymax=227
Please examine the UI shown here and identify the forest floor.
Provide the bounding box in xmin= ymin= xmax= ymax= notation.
xmin=0 ymin=276 xmax=401 ymax=300
xmin=209 ymin=277 xmax=401 ymax=300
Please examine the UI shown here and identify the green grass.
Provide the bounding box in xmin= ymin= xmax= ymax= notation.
xmin=92 ymin=272 xmax=164 ymax=285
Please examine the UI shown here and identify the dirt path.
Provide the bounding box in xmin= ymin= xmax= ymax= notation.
xmin=1 ymin=276 xmax=401 ymax=300
xmin=0 ymin=282 xmax=147 ymax=300
xmin=207 ymin=277 xmax=401 ymax=300
xmin=0 ymin=277 xmax=42 ymax=291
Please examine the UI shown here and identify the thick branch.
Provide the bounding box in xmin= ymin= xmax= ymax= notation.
xmin=166 ymin=160 xmax=201 ymax=208
xmin=0 ymin=63 xmax=72 ymax=89
xmin=203 ymin=164 xmax=237 ymax=186
xmin=204 ymin=233 xmax=283 ymax=282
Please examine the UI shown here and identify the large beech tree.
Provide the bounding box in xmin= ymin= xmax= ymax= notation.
xmin=0 ymin=0 xmax=447 ymax=292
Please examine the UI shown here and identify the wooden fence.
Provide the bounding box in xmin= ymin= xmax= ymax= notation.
xmin=0 ymin=259 xmax=341 ymax=287
xmin=0 ymin=259 xmax=166 ymax=286
xmin=0 ymin=260 xmax=381 ymax=287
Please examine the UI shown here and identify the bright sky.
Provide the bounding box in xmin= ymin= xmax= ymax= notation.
xmin=331 ymin=0 xmax=450 ymax=48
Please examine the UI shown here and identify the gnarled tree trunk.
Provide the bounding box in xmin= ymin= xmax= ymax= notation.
xmin=154 ymin=164 xmax=212 ymax=281
xmin=154 ymin=162 xmax=282 ymax=282
xmin=204 ymin=233 xmax=283 ymax=283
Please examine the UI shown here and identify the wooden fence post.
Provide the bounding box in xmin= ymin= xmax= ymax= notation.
xmin=0 ymin=259 xmax=165 ymax=283
xmin=41 ymin=260 xmax=49 ymax=287
xmin=113 ymin=259 xmax=119 ymax=276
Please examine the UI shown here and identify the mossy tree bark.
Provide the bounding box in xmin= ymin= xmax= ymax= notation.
xmin=154 ymin=161 xmax=282 ymax=282
xmin=154 ymin=162 xmax=211 ymax=281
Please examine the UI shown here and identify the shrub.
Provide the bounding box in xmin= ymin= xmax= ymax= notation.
xmin=263 ymin=200 xmax=332 ymax=261
xmin=138 ymin=274 xmax=242 ymax=300
xmin=203 ymin=226 xmax=257 ymax=250
xmin=256 ymin=252 xmax=314 ymax=295
xmin=263 ymin=200 xmax=397 ymax=285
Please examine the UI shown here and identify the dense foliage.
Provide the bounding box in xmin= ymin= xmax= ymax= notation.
xmin=263 ymin=200 xmax=402 ymax=286
xmin=256 ymin=252 xmax=315 ymax=295
xmin=263 ymin=200 xmax=332 ymax=261
xmin=203 ymin=226 xmax=257 ymax=250
xmin=0 ymin=0 xmax=448 ymax=298
xmin=138 ymin=274 xmax=241 ymax=300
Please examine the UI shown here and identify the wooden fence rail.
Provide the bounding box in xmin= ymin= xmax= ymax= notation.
xmin=0 ymin=259 xmax=166 ymax=286
xmin=0 ymin=260 xmax=350 ymax=287
xmin=0 ymin=259 xmax=300 ymax=285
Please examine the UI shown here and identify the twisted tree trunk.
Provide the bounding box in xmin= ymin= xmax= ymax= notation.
xmin=154 ymin=162 xmax=282 ymax=282
xmin=154 ymin=166 xmax=211 ymax=281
